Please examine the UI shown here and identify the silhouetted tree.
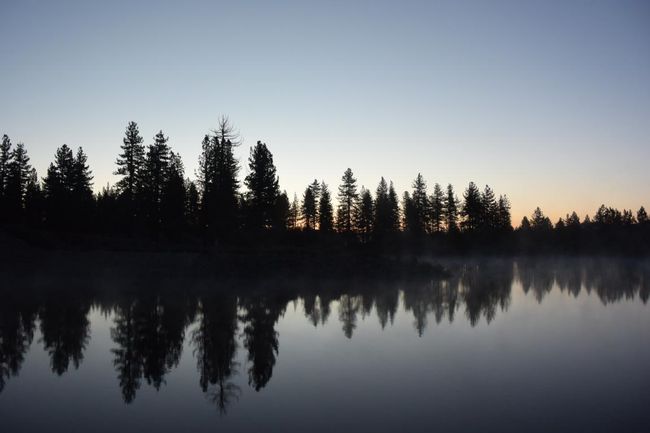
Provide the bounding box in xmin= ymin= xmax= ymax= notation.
xmin=244 ymin=141 xmax=280 ymax=229
xmin=185 ymin=180 xmax=200 ymax=228
xmin=638 ymin=206 xmax=648 ymax=224
xmin=496 ymin=195 xmax=512 ymax=231
xmin=336 ymin=168 xmax=358 ymax=233
xmin=481 ymin=185 xmax=498 ymax=230
xmin=0 ymin=135 xmax=12 ymax=217
xmin=387 ymin=181 xmax=400 ymax=232
xmin=272 ymin=191 xmax=291 ymax=230
xmin=43 ymin=144 xmax=93 ymax=230
xmin=355 ymin=187 xmax=374 ymax=242
xmin=444 ymin=184 xmax=459 ymax=232
xmin=115 ymin=121 xmax=145 ymax=225
xmin=288 ymin=193 xmax=300 ymax=230
xmin=530 ymin=207 xmax=552 ymax=231
xmin=429 ymin=183 xmax=445 ymax=233
xmin=301 ymin=184 xmax=317 ymax=230
xmin=318 ymin=182 xmax=334 ymax=232
xmin=4 ymin=142 xmax=32 ymax=220
xmin=373 ymin=177 xmax=392 ymax=236
xmin=161 ymin=151 xmax=186 ymax=233
xmin=197 ymin=120 xmax=240 ymax=238
xmin=24 ymin=168 xmax=44 ymax=226
xmin=461 ymin=182 xmax=482 ymax=232
xmin=402 ymin=192 xmax=417 ymax=233
xmin=410 ymin=173 xmax=429 ymax=234
xmin=141 ymin=131 xmax=171 ymax=230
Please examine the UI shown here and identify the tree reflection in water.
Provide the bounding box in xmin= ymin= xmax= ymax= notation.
xmin=0 ymin=258 xmax=647 ymax=414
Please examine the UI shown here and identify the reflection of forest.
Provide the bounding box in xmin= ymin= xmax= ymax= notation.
xmin=0 ymin=258 xmax=647 ymax=412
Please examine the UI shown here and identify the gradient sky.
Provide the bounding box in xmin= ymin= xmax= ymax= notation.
xmin=1 ymin=0 xmax=648 ymax=224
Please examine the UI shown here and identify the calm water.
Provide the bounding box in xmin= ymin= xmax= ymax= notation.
xmin=1 ymin=258 xmax=648 ymax=433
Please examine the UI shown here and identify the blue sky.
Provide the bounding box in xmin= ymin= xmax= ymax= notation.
xmin=1 ymin=0 xmax=648 ymax=222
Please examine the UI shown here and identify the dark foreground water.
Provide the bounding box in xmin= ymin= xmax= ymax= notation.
xmin=1 ymin=258 xmax=648 ymax=433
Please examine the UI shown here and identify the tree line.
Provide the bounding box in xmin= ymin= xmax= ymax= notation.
xmin=1 ymin=118 xmax=648 ymax=253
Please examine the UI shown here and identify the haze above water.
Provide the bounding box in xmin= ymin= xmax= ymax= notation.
xmin=1 ymin=259 xmax=648 ymax=433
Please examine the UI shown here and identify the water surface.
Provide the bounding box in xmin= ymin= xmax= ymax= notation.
xmin=1 ymin=258 xmax=648 ymax=433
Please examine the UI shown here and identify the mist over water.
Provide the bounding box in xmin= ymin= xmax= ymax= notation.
xmin=0 ymin=258 xmax=648 ymax=432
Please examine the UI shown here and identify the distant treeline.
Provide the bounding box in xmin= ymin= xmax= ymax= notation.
xmin=1 ymin=117 xmax=648 ymax=254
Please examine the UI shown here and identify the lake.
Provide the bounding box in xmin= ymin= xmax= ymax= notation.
xmin=1 ymin=258 xmax=648 ymax=433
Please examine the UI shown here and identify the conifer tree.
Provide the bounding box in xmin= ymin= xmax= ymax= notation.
xmin=636 ymin=206 xmax=647 ymax=224
xmin=5 ymin=142 xmax=32 ymax=219
xmin=429 ymin=183 xmax=445 ymax=233
xmin=496 ymin=195 xmax=512 ymax=231
xmin=373 ymin=177 xmax=390 ymax=235
xmin=142 ymin=131 xmax=170 ymax=228
xmin=410 ymin=173 xmax=429 ymax=234
xmin=244 ymin=141 xmax=280 ymax=229
xmin=566 ymin=211 xmax=581 ymax=228
xmin=461 ymin=182 xmax=482 ymax=232
xmin=43 ymin=144 xmax=93 ymax=229
xmin=272 ymin=191 xmax=291 ymax=230
xmin=355 ymin=187 xmax=374 ymax=241
xmin=318 ymin=182 xmax=334 ymax=232
xmin=288 ymin=193 xmax=300 ymax=230
xmin=336 ymin=168 xmax=358 ymax=233
xmin=24 ymin=168 xmax=44 ymax=226
xmin=402 ymin=192 xmax=417 ymax=233
xmin=444 ymin=184 xmax=459 ymax=232
xmin=530 ymin=207 xmax=552 ymax=231
xmin=0 ymin=134 xmax=12 ymax=208
xmin=387 ymin=181 xmax=400 ymax=232
xmin=114 ymin=122 xmax=145 ymax=206
xmin=301 ymin=185 xmax=317 ymax=230
xmin=161 ymin=151 xmax=186 ymax=233
xmin=185 ymin=180 xmax=200 ymax=228
xmin=481 ymin=185 xmax=498 ymax=230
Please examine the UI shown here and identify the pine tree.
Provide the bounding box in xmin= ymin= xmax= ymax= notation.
xmin=5 ymin=142 xmax=32 ymax=220
xmin=373 ymin=177 xmax=391 ymax=235
xmin=318 ymin=182 xmax=334 ymax=232
xmin=496 ymin=195 xmax=512 ymax=231
xmin=355 ymin=187 xmax=374 ymax=241
xmin=24 ymin=168 xmax=44 ymax=226
xmin=481 ymin=185 xmax=498 ymax=230
xmin=461 ymin=182 xmax=482 ymax=232
xmin=402 ymin=192 xmax=417 ymax=233
xmin=272 ymin=191 xmax=291 ymax=230
xmin=0 ymin=134 xmax=12 ymax=207
xmin=336 ymin=168 xmax=358 ymax=233
xmin=161 ymin=151 xmax=186 ymax=233
xmin=244 ymin=141 xmax=280 ymax=229
xmin=43 ymin=144 xmax=93 ymax=230
xmin=636 ymin=206 xmax=647 ymax=224
xmin=301 ymin=185 xmax=317 ymax=230
xmin=288 ymin=193 xmax=300 ymax=230
xmin=410 ymin=173 xmax=429 ymax=234
xmin=185 ymin=180 xmax=200 ymax=228
xmin=444 ymin=184 xmax=459 ymax=233
xmin=142 ymin=131 xmax=171 ymax=229
xmin=114 ymin=122 xmax=145 ymax=206
xmin=429 ymin=183 xmax=444 ymax=233
xmin=566 ymin=211 xmax=581 ymax=227
xmin=387 ymin=181 xmax=400 ymax=232
xmin=530 ymin=207 xmax=552 ymax=231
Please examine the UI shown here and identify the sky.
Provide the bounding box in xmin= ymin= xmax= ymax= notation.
xmin=1 ymin=0 xmax=648 ymax=224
